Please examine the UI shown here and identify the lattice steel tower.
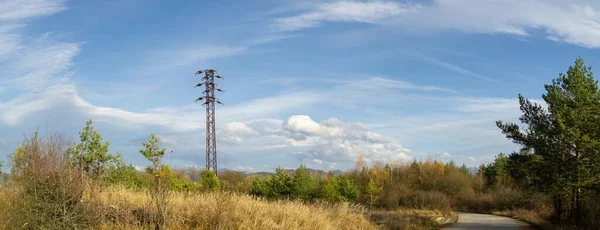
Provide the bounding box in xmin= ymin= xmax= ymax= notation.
xmin=194 ymin=69 xmax=223 ymax=174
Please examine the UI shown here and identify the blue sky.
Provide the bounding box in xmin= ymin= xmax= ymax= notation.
xmin=2 ymin=0 xmax=600 ymax=172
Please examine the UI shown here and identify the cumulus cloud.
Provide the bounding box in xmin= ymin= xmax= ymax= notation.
xmin=248 ymin=115 xmax=413 ymax=167
xmin=274 ymin=0 xmax=600 ymax=48
xmin=437 ymin=151 xmax=452 ymax=159
xmin=283 ymin=115 xmax=321 ymax=135
xmin=432 ymin=151 xmax=479 ymax=166
xmin=224 ymin=122 xmax=257 ymax=136
xmin=220 ymin=122 xmax=258 ymax=144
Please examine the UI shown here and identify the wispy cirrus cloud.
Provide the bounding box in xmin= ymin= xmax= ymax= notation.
xmin=0 ymin=0 xmax=75 ymax=93
xmin=143 ymin=45 xmax=247 ymax=71
xmin=272 ymin=1 xmax=418 ymax=32
xmin=273 ymin=0 xmax=600 ymax=49
xmin=406 ymin=52 xmax=498 ymax=83
xmin=0 ymin=0 xmax=66 ymax=22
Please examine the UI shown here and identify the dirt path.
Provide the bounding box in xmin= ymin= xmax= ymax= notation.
xmin=444 ymin=212 xmax=529 ymax=230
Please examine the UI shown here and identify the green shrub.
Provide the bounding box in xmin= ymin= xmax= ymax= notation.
xmin=200 ymin=169 xmax=220 ymax=192
xmin=105 ymin=163 xmax=151 ymax=190
xmin=292 ymin=164 xmax=319 ymax=201
xmin=324 ymin=175 xmax=359 ymax=203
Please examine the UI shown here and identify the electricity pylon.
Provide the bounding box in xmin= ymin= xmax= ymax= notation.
xmin=194 ymin=69 xmax=223 ymax=174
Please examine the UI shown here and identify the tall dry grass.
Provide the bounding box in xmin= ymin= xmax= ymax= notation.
xmin=97 ymin=186 xmax=376 ymax=230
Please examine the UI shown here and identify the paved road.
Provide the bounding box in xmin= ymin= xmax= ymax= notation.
xmin=444 ymin=212 xmax=528 ymax=230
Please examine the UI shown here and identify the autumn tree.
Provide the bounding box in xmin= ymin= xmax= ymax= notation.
xmin=366 ymin=178 xmax=383 ymax=206
xmin=218 ymin=171 xmax=248 ymax=193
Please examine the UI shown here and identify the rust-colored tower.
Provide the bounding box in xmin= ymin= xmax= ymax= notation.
xmin=194 ymin=69 xmax=223 ymax=174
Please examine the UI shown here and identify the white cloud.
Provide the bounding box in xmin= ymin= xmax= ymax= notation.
xmin=266 ymin=115 xmax=413 ymax=167
xmin=273 ymin=1 xmax=418 ymax=31
xmin=233 ymin=166 xmax=255 ymax=172
xmin=146 ymin=45 xmax=247 ymax=70
xmin=283 ymin=115 xmax=321 ymax=135
xmin=275 ymin=0 xmax=600 ymax=48
xmin=407 ymin=52 xmax=498 ymax=83
xmin=220 ymin=122 xmax=258 ymax=145
xmin=437 ymin=151 xmax=452 ymax=159
xmin=0 ymin=0 xmax=66 ymax=22
xmin=6 ymin=42 xmax=80 ymax=91
xmin=224 ymin=122 xmax=258 ymax=136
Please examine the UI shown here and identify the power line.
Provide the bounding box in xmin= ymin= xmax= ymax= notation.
xmin=194 ymin=69 xmax=223 ymax=174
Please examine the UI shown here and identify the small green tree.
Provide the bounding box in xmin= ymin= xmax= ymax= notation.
xmin=459 ymin=164 xmax=470 ymax=175
xmin=266 ymin=167 xmax=294 ymax=199
xmin=140 ymin=134 xmax=168 ymax=230
xmin=250 ymin=177 xmax=269 ymax=197
xmin=292 ymin=164 xmax=318 ymax=201
xmin=67 ymin=119 xmax=119 ymax=181
xmin=484 ymin=153 xmax=509 ymax=188
xmin=200 ymin=169 xmax=220 ymax=192
xmin=366 ymin=178 xmax=383 ymax=206
xmin=141 ymin=134 xmax=166 ymax=175
xmin=324 ymin=175 xmax=359 ymax=202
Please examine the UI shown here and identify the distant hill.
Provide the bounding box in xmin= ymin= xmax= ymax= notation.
xmin=246 ymin=168 xmax=344 ymax=177
xmin=172 ymin=167 xmax=346 ymax=182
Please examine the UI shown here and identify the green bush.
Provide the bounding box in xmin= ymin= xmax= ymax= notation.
xmin=200 ymin=169 xmax=220 ymax=192
xmin=324 ymin=175 xmax=359 ymax=203
xmin=105 ymin=163 xmax=151 ymax=190
xmin=292 ymin=164 xmax=319 ymax=201
xmin=171 ymin=176 xmax=199 ymax=193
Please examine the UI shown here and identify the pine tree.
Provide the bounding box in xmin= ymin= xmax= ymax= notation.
xmin=497 ymin=57 xmax=600 ymax=222
xmin=140 ymin=133 xmax=168 ymax=229
xmin=292 ymin=164 xmax=317 ymax=201
xmin=199 ymin=169 xmax=220 ymax=192
xmin=67 ymin=119 xmax=119 ymax=181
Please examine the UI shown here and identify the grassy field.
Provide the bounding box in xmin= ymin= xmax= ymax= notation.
xmin=0 ymin=183 xmax=461 ymax=230
xmin=0 ymin=185 xmax=378 ymax=230
xmin=97 ymin=187 xmax=376 ymax=230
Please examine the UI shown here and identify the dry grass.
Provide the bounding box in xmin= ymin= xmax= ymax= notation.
xmin=493 ymin=207 xmax=555 ymax=229
xmin=0 ymin=185 xmax=12 ymax=229
xmin=369 ymin=209 xmax=457 ymax=230
xmin=97 ymin=186 xmax=376 ymax=230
